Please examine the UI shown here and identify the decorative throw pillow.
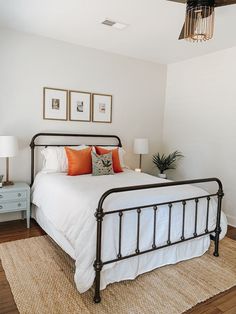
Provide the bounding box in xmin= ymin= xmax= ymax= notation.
xmin=65 ymin=147 xmax=92 ymax=176
xmin=41 ymin=145 xmax=88 ymax=173
xmin=95 ymin=146 xmax=123 ymax=173
xmin=92 ymin=152 xmax=114 ymax=176
xmin=97 ymin=146 xmax=126 ymax=168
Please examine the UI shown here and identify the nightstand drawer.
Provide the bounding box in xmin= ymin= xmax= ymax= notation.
xmin=0 ymin=191 xmax=26 ymax=202
xmin=0 ymin=200 xmax=27 ymax=212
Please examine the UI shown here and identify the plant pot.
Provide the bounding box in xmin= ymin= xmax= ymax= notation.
xmin=158 ymin=173 xmax=167 ymax=179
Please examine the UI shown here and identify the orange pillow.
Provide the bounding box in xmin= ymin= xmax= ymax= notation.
xmin=95 ymin=146 xmax=123 ymax=173
xmin=65 ymin=147 xmax=92 ymax=176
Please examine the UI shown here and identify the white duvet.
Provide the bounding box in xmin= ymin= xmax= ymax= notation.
xmin=32 ymin=169 xmax=227 ymax=293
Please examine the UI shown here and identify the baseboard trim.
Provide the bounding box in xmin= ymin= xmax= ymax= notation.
xmin=0 ymin=212 xmax=21 ymax=223
xmin=226 ymin=214 xmax=236 ymax=228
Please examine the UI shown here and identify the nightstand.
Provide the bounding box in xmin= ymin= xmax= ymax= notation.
xmin=0 ymin=182 xmax=30 ymax=228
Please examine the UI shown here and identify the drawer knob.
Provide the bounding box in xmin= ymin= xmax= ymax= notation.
xmin=18 ymin=203 xmax=21 ymax=207
xmin=0 ymin=195 xmax=3 ymax=198
xmin=0 ymin=205 xmax=2 ymax=209
xmin=18 ymin=193 xmax=22 ymax=197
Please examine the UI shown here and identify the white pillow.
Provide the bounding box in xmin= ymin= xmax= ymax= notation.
xmin=41 ymin=145 xmax=88 ymax=173
xmin=94 ymin=146 xmax=126 ymax=168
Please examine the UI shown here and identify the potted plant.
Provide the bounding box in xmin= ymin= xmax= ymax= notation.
xmin=152 ymin=151 xmax=183 ymax=179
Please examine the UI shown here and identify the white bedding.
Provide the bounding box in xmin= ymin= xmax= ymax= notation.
xmin=31 ymin=169 xmax=227 ymax=293
xmin=31 ymin=204 xmax=75 ymax=259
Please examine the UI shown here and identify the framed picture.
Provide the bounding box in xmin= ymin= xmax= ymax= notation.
xmin=92 ymin=93 xmax=112 ymax=123
xmin=43 ymin=87 xmax=68 ymax=121
xmin=69 ymin=90 xmax=91 ymax=122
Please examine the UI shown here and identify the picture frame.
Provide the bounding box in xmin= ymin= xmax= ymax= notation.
xmin=92 ymin=93 xmax=112 ymax=123
xmin=69 ymin=90 xmax=91 ymax=122
xmin=43 ymin=87 xmax=68 ymax=121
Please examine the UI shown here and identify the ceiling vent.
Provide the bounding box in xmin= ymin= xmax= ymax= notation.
xmin=101 ymin=19 xmax=128 ymax=30
xmin=102 ymin=19 xmax=116 ymax=27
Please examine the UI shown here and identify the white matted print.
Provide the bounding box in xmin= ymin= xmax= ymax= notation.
xmin=69 ymin=91 xmax=91 ymax=121
xmin=92 ymin=94 xmax=112 ymax=123
xmin=43 ymin=87 xmax=68 ymax=121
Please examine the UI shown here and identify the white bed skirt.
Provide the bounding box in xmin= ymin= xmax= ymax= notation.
xmin=32 ymin=205 xmax=75 ymax=259
xmin=31 ymin=204 xmax=223 ymax=291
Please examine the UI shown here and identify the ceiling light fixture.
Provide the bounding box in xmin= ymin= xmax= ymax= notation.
xmin=169 ymin=0 xmax=236 ymax=42
xmin=184 ymin=0 xmax=215 ymax=42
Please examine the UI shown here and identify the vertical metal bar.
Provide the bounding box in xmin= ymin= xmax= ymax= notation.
xmin=117 ymin=211 xmax=123 ymax=259
xmin=214 ymin=189 xmax=224 ymax=257
xmin=181 ymin=201 xmax=186 ymax=240
xmin=139 ymin=154 xmax=142 ymax=169
xmin=30 ymin=144 xmax=35 ymax=187
xmin=6 ymin=157 xmax=9 ymax=183
xmin=152 ymin=206 xmax=157 ymax=249
xmin=194 ymin=198 xmax=199 ymax=237
xmin=135 ymin=208 xmax=141 ymax=254
xmin=167 ymin=204 xmax=172 ymax=245
xmin=93 ymin=208 xmax=104 ymax=303
xmin=205 ymin=196 xmax=210 ymax=233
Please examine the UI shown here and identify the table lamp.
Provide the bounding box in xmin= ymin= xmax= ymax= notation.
xmin=133 ymin=138 xmax=149 ymax=172
xmin=0 ymin=136 xmax=18 ymax=186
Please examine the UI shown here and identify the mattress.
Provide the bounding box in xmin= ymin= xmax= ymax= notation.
xmin=31 ymin=169 xmax=227 ymax=293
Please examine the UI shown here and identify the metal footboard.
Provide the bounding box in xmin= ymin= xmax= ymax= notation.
xmin=93 ymin=178 xmax=224 ymax=303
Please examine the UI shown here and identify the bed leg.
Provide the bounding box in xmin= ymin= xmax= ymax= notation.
xmin=213 ymin=232 xmax=220 ymax=257
xmin=94 ymin=207 xmax=104 ymax=303
xmin=93 ymin=263 xmax=102 ymax=303
xmin=213 ymin=188 xmax=223 ymax=257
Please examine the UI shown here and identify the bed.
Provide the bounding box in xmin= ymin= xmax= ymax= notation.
xmin=30 ymin=133 xmax=227 ymax=303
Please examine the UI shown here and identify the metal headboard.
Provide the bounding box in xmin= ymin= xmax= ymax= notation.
xmin=30 ymin=132 xmax=122 ymax=185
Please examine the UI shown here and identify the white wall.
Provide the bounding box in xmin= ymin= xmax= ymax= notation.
xmin=0 ymin=28 xmax=167 ymax=221
xmin=163 ymin=47 xmax=236 ymax=227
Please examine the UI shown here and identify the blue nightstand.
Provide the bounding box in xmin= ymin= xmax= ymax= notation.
xmin=0 ymin=182 xmax=30 ymax=228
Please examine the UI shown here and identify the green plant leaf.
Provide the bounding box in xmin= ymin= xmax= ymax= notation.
xmin=152 ymin=150 xmax=183 ymax=172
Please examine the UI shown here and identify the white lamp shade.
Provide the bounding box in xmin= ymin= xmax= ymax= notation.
xmin=0 ymin=136 xmax=19 ymax=157
xmin=133 ymin=138 xmax=149 ymax=155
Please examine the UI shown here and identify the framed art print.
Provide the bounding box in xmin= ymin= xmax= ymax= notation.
xmin=43 ymin=87 xmax=68 ymax=121
xmin=69 ymin=90 xmax=91 ymax=122
xmin=92 ymin=93 xmax=112 ymax=123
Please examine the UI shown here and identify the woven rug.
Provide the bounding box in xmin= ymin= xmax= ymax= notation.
xmin=0 ymin=236 xmax=235 ymax=314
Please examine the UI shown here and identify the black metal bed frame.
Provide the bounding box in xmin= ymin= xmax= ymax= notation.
xmin=30 ymin=133 xmax=224 ymax=304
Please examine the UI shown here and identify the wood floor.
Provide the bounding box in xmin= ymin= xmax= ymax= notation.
xmin=0 ymin=220 xmax=235 ymax=314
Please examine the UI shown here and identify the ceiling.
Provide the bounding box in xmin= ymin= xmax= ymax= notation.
xmin=1 ymin=0 xmax=236 ymax=64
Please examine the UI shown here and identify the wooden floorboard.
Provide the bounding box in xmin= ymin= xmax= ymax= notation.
xmin=0 ymin=219 xmax=235 ymax=314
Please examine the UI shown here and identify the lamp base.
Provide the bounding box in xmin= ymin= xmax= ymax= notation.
xmin=3 ymin=181 xmax=14 ymax=186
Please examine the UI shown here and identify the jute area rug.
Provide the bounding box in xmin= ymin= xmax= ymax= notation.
xmin=0 ymin=236 xmax=235 ymax=314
